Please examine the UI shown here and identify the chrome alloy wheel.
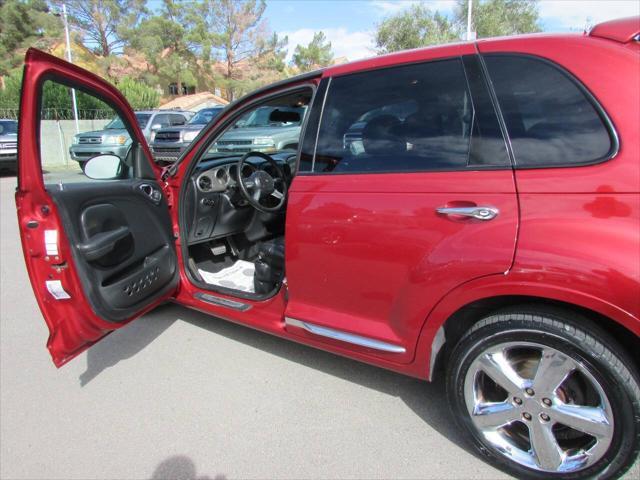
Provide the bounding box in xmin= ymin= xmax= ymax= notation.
xmin=463 ymin=341 xmax=614 ymax=474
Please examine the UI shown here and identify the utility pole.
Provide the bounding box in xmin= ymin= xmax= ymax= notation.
xmin=62 ymin=4 xmax=80 ymax=133
xmin=466 ymin=0 xmax=476 ymax=41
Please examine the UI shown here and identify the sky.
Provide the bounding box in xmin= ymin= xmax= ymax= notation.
xmin=265 ymin=0 xmax=640 ymax=61
xmin=148 ymin=1 xmax=640 ymax=62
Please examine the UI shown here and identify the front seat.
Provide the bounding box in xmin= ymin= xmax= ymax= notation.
xmin=254 ymin=237 xmax=285 ymax=294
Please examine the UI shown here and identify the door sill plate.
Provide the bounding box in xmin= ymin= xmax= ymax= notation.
xmin=194 ymin=292 xmax=252 ymax=311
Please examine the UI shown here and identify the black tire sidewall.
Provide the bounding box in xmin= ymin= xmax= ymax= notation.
xmin=447 ymin=320 xmax=638 ymax=480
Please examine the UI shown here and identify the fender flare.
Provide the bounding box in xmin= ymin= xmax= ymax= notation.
xmin=413 ymin=273 xmax=640 ymax=380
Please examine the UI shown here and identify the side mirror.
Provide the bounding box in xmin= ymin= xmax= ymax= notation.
xmin=83 ymin=154 xmax=124 ymax=180
xmin=151 ymin=123 xmax=162 ymax=131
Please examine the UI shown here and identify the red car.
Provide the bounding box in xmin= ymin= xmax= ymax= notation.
xmin=16 ymin=16 xmax=640 ymax=479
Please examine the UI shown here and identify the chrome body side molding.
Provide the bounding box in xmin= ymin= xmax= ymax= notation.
xmin=285 ymin=317 xmax=406 ymax=353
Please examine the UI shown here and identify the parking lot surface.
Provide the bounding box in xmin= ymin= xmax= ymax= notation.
xmin=1 ymin=173 xmax=638 ymax=479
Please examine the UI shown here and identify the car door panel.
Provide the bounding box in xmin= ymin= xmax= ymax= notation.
xmin=285 ymin=170 xmax=518 ymax=363
xmin=16 ymin=49 xmax=178 ymax=366
xmin=47 ymin=181 xmax=177 ymax=319
xmin=283 ymin=55 xmax=518 ymax=363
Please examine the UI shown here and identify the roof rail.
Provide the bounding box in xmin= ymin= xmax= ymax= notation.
xmin=589 ymin=16 xmax=640 ymax=43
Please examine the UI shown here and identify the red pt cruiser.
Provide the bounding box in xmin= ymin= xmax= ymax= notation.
xmin=15 ymin=16 xmax=640 ymax=479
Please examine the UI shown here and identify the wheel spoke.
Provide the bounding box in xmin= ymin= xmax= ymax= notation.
xmin=471 ymin=401 xmax=518 ymax=430
xmin=252 ymin=188 xmax=261 ymax=202
xmin=551 ymin=404 xmax=612 ymax=438
xmin=271 ymin=189 xmax=284 ymax=200
xmin=477 ymin=351 xmax=529 ymax=394
xmin=529 ymin=420 xmax=564 ymax=471
xmin=533 ymin=349 xmax=574 ymax=394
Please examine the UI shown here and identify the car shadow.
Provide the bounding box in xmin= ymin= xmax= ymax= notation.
xmin=150 ymin=455 xmax=223 ymax=480
xmin=79 ymin=304 xmax=178 ymax=386
xmin=177 ymin=305 xmax=476 ymax=456
xmin=81 ymin=302 xmax=479 ymax=459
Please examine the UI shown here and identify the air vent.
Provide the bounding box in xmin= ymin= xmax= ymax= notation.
xmin=198 ymin=175 xmax=212 ymax=192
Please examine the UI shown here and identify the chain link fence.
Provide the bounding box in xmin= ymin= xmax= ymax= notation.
xmin=0 ymin=108 xmax=115 ymax=120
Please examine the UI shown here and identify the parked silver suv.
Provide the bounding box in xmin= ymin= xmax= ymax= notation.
xmin=0 ymin=119 xmax=18 ymax=170
xmin=150 ymin=106 xmax=304 ymax=163
xmin=150 ymin=107 xmax=224 ymax=163
xmin=69 ymin=110 xmax=192 ymax=170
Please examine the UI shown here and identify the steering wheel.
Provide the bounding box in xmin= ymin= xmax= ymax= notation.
xmin=236 ymin=151 xmax=288 ymax=213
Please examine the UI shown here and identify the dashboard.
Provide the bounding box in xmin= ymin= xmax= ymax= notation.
xmin=184 ymin=153 xmax=295 ymax=245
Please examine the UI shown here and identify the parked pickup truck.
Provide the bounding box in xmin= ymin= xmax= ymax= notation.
xmin=69 ymin=110 xmax=192 ymax=170
xmin=151 ymin=105 xmax=303 ymax=163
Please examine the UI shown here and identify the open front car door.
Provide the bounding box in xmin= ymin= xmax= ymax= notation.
xmin=16 ymin=49 xmax=179 ymax=367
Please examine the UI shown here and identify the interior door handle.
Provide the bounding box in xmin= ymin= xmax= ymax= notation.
xmin=436 ymin=206 xmax=499 ymax=221
xmin=77 ymin=226 xmax=131 ymax=261
xmin=139 ymin=183 xmax=162 ymax=204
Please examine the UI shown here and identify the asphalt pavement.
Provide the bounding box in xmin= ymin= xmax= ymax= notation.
xmin=1 ymin=172 xmax=638 ymax=479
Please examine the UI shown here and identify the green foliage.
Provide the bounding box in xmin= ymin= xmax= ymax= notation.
xmin=120 ymin=2 xmax=197 ymax=93
xmin=374 ymin=0 xmax=542 ymax=53
xmin=40 ymin=80 xmax=114 ymax=119
xmin=374 ymin=4 xmax=459 ymax=53
xmin=456 ymin=0 xmax=541 ymax=37
xmin=0 ymin=70 xmax=22 ymax=107
xmin=116 ymin=77 xmax=160 ymax=109
xmin=292 ymin=31 xmax=334 ymax=72
xmin=0 ymin=0 xmax=62 ymax=76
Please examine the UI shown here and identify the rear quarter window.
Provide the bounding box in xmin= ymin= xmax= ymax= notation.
xmin=483 ymin=54 xmax=615 ymax=168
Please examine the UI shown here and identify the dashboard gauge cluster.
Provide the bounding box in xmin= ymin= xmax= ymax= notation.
xmin=196 ymin=163 xmax=256 ymax=193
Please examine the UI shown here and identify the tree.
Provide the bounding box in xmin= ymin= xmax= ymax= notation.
xmin=64 ymin=0 xmax=147 ymax=57
xmin=0 ymin=0 xmax=62 ymax=82
xmin=292 ymin=31 xmax=333 ymax=72
xmin=456 ymin=0 xmax=541 ymax=38
xmin=188 ymin=0 xmax=285 ymax=100
xmin=120 ymin=1 xmax=197 ymax=97
xmin=374 ymin=4 xmax=459 ymax=54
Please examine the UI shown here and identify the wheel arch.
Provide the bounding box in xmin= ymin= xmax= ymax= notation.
xmin=417 ymin=281 xmax=640 ymax=382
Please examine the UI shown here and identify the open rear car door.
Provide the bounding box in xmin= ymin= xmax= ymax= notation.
xmin=16 ymin=49 xmax=179 ymax=367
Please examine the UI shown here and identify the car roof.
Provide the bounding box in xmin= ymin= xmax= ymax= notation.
xmin=0 ymin=118 xmax=17 ymax=122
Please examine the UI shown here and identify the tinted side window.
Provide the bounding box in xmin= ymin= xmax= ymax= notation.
xmin=484 ymin=55 xmax=614 ymax=168
xmin=313 ymin=58 xmax=507 ymax=174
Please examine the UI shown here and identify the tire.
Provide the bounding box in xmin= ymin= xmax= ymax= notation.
xmin=446 ymin=305 xmax=640 ymax=479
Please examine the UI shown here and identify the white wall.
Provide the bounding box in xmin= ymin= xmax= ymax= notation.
xmin=40 ymin=119 xmax=109 ymax=166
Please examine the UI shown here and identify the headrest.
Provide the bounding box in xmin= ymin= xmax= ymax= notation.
xmin=361 ymin=115 xmax=405 ymax=155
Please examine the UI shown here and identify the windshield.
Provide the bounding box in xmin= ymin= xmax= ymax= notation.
xmin=0 ymin=120 xmax=18 ymax=135
xmin=189 ymin=108 xmax=223 ymax=125
xmin=241 ymin=106 xmax=305 ymax=128
xmin=105 ymin=113 xmax=151 ymax=130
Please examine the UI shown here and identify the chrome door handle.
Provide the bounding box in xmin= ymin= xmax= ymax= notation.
xmin=436 ymin=206 xmax=499 ymax=220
